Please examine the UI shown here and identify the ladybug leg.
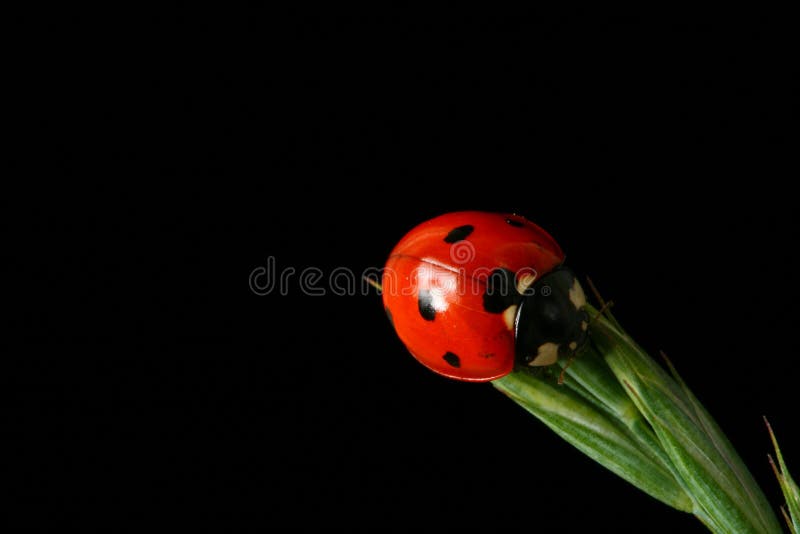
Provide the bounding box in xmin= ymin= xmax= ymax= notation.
xmin=557 ymin=355 xmax=577 ymax=385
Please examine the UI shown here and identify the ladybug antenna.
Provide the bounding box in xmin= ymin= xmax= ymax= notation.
xmin=363 ymin=275 xmax=383 ymax=293
xmin=585 ymin=276 xmax=622 ymax=330
xmin=588 ymin=299 xmax=615 ymax=329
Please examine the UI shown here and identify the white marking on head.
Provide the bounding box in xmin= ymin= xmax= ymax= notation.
xmin=569 ymin=341 xmax=578 ymax=351
xmin=529 ymin=342 xmax=559 ymax=366
xmin=581 ymin=320 xmax=588 ymax=331
xmin=516 ymin=273 xmax=537 ymax=295
xmin=568 ymin=279 xmax=587 ymax=309
xmin=502 ymin=304 xmax=518 ymax=331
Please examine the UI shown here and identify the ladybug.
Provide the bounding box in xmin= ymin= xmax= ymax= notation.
xmin=381 ymin=211 xmax=588 ymax=382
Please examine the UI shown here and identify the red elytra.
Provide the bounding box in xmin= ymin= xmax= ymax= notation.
xmin=382 ymin=211 xmax=565 ymax=381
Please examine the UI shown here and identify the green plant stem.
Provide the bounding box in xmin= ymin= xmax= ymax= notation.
xmin=493 ymin=305 xmax=783 ymax=534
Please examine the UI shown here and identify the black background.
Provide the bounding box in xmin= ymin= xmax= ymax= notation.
xmin=8 ymin=8 xmax=798 ymax=531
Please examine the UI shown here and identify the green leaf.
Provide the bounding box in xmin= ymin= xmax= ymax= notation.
xmin=494 ymin=371 xmax=693 ymax=512
xmin=557 ymin=345 xmax=677 ymax=481
xmin=663 ymin=354 xmax=782 ymax=534
xmin=766 ymin=418 xmax=800 ymax=534
xmin=492 ymin=302 xmax=784 ymax=533
xmin=589 ymin=306 xmax=783 ymax=534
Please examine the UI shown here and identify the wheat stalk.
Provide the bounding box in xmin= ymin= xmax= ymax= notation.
xmin=493 ymin=303 xmax=785 ymax=533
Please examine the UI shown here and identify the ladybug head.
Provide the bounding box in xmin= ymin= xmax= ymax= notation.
xmin=514 ymin=267 xmax=589 ymax=368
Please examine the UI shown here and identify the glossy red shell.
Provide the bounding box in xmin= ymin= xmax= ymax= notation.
xmin=382 ymin=211 xmax=565 ymax=381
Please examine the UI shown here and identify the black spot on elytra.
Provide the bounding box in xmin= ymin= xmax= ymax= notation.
xmin=384 ymin=306 xmax=394 ymax=327
xmin=483 ymin=268 xmax=521 ymax=313
xmin=443 ymin=351 xmax=461 ymax=368
xmin=505 ymin=218 xmax=524 ymax=227
xmin=443 ymin=225 xmax=474 ymax=243
xmin=418 ymin=290 xmax=436 ymax=321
